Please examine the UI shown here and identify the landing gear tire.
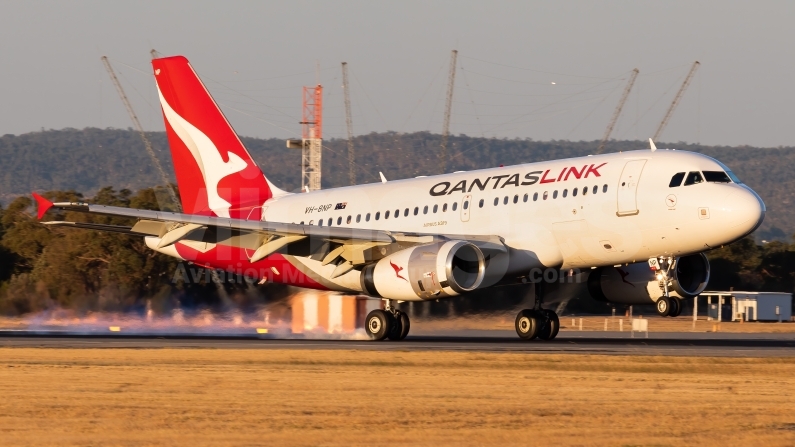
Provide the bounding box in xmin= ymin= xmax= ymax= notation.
xmin=515 ymin=309 xmax=540 ymax=340
xmin=538 ymin=309 xmax=560 ymax=341
xmin=669 ymin=298 xmax=682 ymax=317
xmin=387 ymin=311 xmax=410 ymax=341
xmin=366 ymin=309 xmax=392 ymax=341
xmin=656 ymin=297 xmax=672 ymax=317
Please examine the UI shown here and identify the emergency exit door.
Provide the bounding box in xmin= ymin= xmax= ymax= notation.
xmin=460 ymin=194 xmax=471 ymax=222
xmin=616 ymin=160 xmax=647 ymax=216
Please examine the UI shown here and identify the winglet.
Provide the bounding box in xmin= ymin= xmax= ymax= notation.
xmin=32 ymin=192 xmax=53 ymax=220
xmin=649 ymin=138 xmax=657 ymax=152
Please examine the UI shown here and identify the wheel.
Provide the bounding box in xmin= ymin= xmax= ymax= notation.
xmin=656 ymin=297 xmax=672 ymax=317
xmin=397 ymin=312 xmax=410 ymax=340
xmin=366 ymin=309 xmax=392 ymax=340
xmin=669 ymin=298 xmax=682 ymax=317
xmin=538 ymin=309 xmax=560 ymax=341
xmin=387 ymin=311 xmax=410 ymax=340
xmin=515 ymin=309 xmax=539 ymax=340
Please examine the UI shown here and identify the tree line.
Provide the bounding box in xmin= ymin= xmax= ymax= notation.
xmin=0 ymin=187 xmax=792 ymax=317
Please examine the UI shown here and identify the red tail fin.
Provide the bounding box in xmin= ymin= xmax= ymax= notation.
xmin=152 ymin=56 xmax=278 ymax=219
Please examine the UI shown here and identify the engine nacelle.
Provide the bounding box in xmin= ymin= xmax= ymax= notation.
xmin=360 ymin=241 xmax=486 ymax=300
xmin=587 ymin=253 xmax=710 ymax=305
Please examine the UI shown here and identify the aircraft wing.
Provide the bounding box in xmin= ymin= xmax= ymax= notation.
xmin=34 ymin=193 xmax=506 ymax=266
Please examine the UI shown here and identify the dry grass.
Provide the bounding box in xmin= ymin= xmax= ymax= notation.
xmin=0 ymin=348 xmax=794 ymax=446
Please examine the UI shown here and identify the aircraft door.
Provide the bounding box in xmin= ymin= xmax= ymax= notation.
xmin=460 ymin=194 xmax=472 ymax=222
xmin=616 ymin=160 xmax=647 ymax=216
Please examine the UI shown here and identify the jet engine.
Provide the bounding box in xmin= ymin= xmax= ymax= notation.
xmin=586 ymin=253 xmax=710 ymax=305
xmin=360 ymin=241 xmax=486 ymax=300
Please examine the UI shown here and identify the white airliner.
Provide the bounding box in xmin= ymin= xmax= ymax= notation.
xmin=33 ymin=55 xmax=765 ymax=341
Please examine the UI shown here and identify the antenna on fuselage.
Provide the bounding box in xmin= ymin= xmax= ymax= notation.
xmin=649 ymin=138 xmax=657 ymax=152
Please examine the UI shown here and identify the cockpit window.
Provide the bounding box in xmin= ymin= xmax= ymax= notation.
xmin=726 ymin=170 xmax=742 ymax=184
xmin=683 ymin=171 xmax=704 ymax=186
xmin=669 ymin=172 xmax=685 ymax=187
xmin=703 ymin=171 xmax=732 ymax=183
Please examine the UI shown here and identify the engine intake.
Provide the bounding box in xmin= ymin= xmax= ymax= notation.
xmin=587 ymin=253 xmax=710 ymax=305
xmin=361 ymin=241 xmax=486 ymax=300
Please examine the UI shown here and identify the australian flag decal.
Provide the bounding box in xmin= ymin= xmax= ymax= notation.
xmin=334 ymin=202 xmax=347 ymax=210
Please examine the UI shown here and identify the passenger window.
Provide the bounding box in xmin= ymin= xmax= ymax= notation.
xmin=573 ymin=188 xmax=578 ymax=197
xmin=375 ymin=212 xmax=380 ymax=220
xmin=300 ymin=221 xmax=304 ymax=225
xmin=476 ymin=200 xmax=481 ymax=209
xmin=562 ymin=189 xmax=568 ymax=198
xmin=494 ymin=197 xmax=499 ymax=206
xmin=395 ymin=209 xmax=399 ymax=218
xmin=464 ymin=200 xmax=469 ymax=210
xmin=337 ymin=217 xmax=342 ymax=225
xmin=602 ymin=184 xmax=608 ymax=193
xmin=593 ymin=185 xmax=598 ymax=194
xmin=356 ymin=214 xmax=361 ymax=223
xmin=366 ymin=213 xmax=371 ymax=222
xmin=454 ymin=202 xmax=460 ymax=211
xmin=684 ymin=171 xmax=703 ymax=186
xmin=523 ymin=193 xmax=528 ymax=202
xmin=543 ymin=191 xmax=548 ymax=200
xmin=423 ymin=205 xmax=428 ymax=214
xmin=433 ymin=204 xmax=438 ymax=213
xmin=347 ymin=216 xmax=352 ymax=224
xmin=703 ymin=171 xmax=731 ymax=183
xmin=669 ymin=172 xmax=686 ymax=187
xmin=385 ymin=210 xmax=390 ymax=219
xmin=513 ymin=195 xmax=518 ymax=204
xmin=328 ymin=218 xmax=332 ymax=226
xmin=503 ymin=196 xmax=509 ymax=205
xmin=553 ymin=190 xmax=558 ymax=199
xmin=413 ymin=207 xmax=419 ymax=216
xmin=404 ymin=208 xmax=409 ymax=217
xmin=442 ymin=203 xmax=448 ymax=212
xmin=582 ymin=187 xmax=588 ymax=196
xmin=319 ymin=220 xmax=323 ymax=226
xmin=533 ymin=192 xmax=538 ymax=201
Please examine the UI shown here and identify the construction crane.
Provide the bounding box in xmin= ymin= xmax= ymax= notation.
xmin=653 ymin=61 xmax=700 ymax=141
xmin=596 ymin=68 xmax=639 ymax=154
xmin=287 ymin=85 xmax=323 ymax=192
xmin=341 ymin=62 xmax=355 ymax=186
xmin=100 ymin=56 xmax=180 ymax=211
xmin=440 ymin=49 xmax=458 ymax=174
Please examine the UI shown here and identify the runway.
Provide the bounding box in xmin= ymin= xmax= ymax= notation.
xmin=2 ymin=330 xmax=795 ymax=356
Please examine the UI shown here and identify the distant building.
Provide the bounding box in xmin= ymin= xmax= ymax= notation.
xmin=290 ymin=292 xmax=381 ymax=334
xmin=701 ymin=291 xmax=792 ymax=322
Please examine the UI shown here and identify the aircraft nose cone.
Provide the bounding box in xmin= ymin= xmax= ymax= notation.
xmin=721 ymin=187 xmax=765 ymax=236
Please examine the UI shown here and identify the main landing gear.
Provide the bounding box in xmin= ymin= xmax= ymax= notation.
xmin=656 ymin=296 xmax=683 ymax=317
xmin=650 ymin=256 xmax=683 ymax=318
xmin=515 ymin=284 xmax=560 ymax=341
xmin=366 ymin=299 xmax=410 ymax=341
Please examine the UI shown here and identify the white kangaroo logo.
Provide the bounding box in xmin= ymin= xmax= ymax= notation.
xmin=157 ymin=86 xmax=247 ymax=218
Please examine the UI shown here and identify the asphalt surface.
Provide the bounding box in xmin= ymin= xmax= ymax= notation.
xmin=1 ymin=330 xmax=795 ymax=356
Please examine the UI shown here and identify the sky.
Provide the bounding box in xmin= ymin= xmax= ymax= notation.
xmin=1 ymin=0 xmax=794 ymax=147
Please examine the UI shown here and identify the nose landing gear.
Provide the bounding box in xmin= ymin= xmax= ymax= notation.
xmin=650 ymin=257 xmax=684 ymax=318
